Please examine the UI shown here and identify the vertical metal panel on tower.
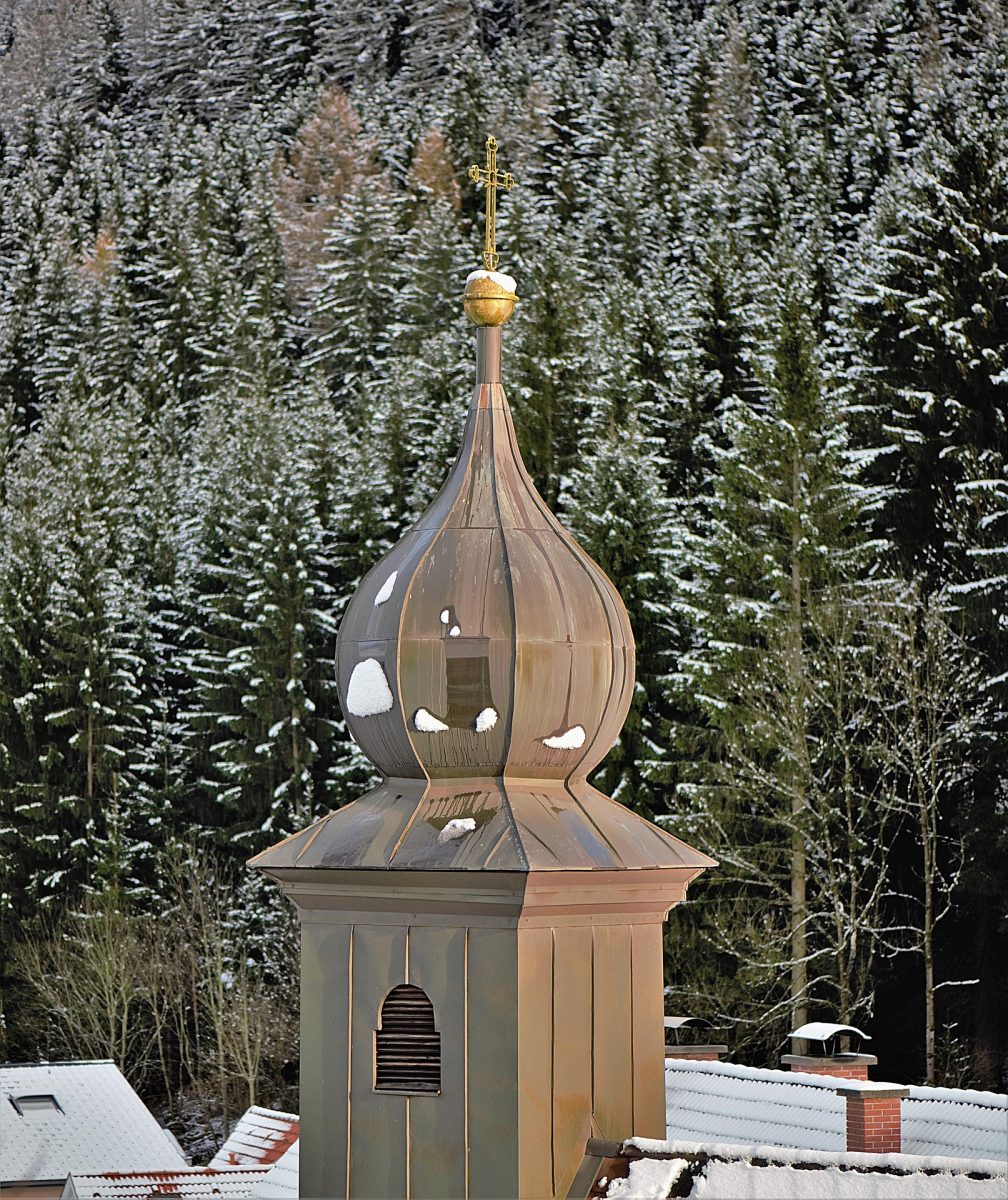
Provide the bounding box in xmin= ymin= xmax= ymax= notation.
xmin=298 ymin=922 xmax=351 ymax=1199
xmin=466 ymin=927 xmax=520 ymax=1199
xmin=406 ymin=926 xmax=466 ymax=1198
xmin=349 ymin=927 xmax=408 ymax=1199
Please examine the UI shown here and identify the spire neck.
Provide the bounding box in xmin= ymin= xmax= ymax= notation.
xmin=476 ymin=327 xmax=501 ymax=384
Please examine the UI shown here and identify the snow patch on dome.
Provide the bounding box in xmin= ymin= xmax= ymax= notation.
xmin=414 ymin=707 xmax=449 ymax=733
xmin=438 ymin=817 xmax=476 ymax=843
xmin=374 ymin=570 xmax=397 ymax=605
xmin=346 ymin=659 xmax=393 ymax=717
xmin=466 ymin=269 xmax=516 ymax=294
xmin=543 ymin=724 xmax=586 ymax=750
xmin=475 ymin=707 xmax=498 ymax=733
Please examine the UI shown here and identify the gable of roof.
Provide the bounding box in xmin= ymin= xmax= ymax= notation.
xmin=247 ymin=1139 xmax=299 ymax=1198
xmin=0 ymin=1061 xmax=187 ymax=1184
xmin=61 ymin=1167 xmax=269 ymax=1199
xmin=208 ymin=1106 xmax=299 ymax=1169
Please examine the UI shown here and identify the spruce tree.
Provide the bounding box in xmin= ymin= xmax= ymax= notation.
xmin=564 ymin=408 xmax=680 ymax=820
xmin=672 ymin=256 xmax=886 ymax=1052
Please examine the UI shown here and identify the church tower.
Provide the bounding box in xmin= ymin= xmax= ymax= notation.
xmin=250 ymin=136 xmax=714 ymax=1200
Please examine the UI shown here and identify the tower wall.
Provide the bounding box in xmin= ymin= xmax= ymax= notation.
xmin=517 ymin=919 xmax=667 ymax=1198
xmin=283 ymin=870 xmax=685 ymax=1200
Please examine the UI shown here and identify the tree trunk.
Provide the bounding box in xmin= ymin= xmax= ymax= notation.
xmin=86 ymin=705 xmax=94 ymax=805
xmin=922 ymin=798 xmax=936 ymax=1084
xmin=790 ymin=447 xmax=808 ymax=1029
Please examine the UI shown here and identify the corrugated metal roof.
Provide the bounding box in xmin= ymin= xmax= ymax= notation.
xmin=664 ymin=1060 xmax=1008 ymax=1164
xmin=61 ymin=1168 xmax=268 ymax=1199
xmin=0 ymin=1061 xmax=187 ymax=1183
xmin=247 ymin=1140 xmax=298 ymax=1198
xmin=208 ymin=1107 xmax=299 ymax=1169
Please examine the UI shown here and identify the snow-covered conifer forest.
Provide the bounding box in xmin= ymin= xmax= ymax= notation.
xmin=0 ymin=0 xmax=1005 ymax=1147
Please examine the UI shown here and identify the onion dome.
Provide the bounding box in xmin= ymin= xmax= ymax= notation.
xmin=251 ymin=142 xmax=713 ymax=880
xmin=336 ymin=319 xmax=633 ymax=786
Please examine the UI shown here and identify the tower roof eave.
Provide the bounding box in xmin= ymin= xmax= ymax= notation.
xmin=247 ymin=779 xmax=717 ymax=875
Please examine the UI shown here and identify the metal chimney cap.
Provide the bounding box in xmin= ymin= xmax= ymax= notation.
xmin=790 ymin=1022 xmax=871 ymax=1043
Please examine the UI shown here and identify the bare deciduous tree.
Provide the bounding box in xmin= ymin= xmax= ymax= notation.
xmin=873 ymin=585 xmax=991 ymax=1083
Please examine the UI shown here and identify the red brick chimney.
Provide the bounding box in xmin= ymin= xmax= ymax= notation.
xmin=781 ymin=1051 xmax=877 ymax=1080
xmin=836 ymin=1084 xmax=910 ymax=1155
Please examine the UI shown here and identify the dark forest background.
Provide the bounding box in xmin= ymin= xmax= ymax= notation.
xmin=0 ymin=0 xmax=1006 ymax=1153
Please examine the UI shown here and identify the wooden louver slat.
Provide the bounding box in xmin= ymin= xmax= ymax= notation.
xmin=375 ymin=984 xmax=441 ymax=1094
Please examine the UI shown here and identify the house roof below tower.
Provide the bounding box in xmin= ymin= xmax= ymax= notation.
xmin=0 ymin=1061 xmax=187 ymax=1186
xmin=596 ymin=1141 xmax=1008 ymax=1199
xmin=664 ymin=1058 xmax=1008 ymax=1163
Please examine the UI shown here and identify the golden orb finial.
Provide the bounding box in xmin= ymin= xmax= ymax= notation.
xmin=464 ymin=134 xmax=518 ymax=326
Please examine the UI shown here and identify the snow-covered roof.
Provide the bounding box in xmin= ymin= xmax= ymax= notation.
xmin=791 ymin=1021 xmax=871 ymax=1042
xmin=904 ymin=1083 xmax=1008 ymax=1161
xmin=665 ymin=1058 xmax=846 ymax=1153
xmin=610 ymin=1140 xmax=1007 ymax=1199
xmin=208 ymin=1105 xmax=299 ymax=1169
xmin=685 ymin=1160 xmax=1004 ymax=1198
xmin=664 ymin=1059 xmax=1008 ymax=1164
xmin=61 ymin=1168 xmax=268 ymax=1199
xmin=0 ymin=1060 xmax=187 ymax=1184
xmin=247 ymin=1138 xmax=299 ymax=1198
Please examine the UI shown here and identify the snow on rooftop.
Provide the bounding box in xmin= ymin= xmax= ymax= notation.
xmin=682 ymin=1159 xmax=1006 ymax=1198
xmin=606 ymin=1156 xmax=688 ymax=1199
xmin=61 ymin=1168 xmax=269 ymax=1199
xmin=664 ymin=1059 xmax=1008 ymax=1166
xmin=665 ymin=1058 xmax=845 ymax=1154
xmin=208 ymin=1105 xmax=299 ymax=1169
xmin=0 ymin=1061 xmax=187 ymax=1184
xmin=248 ymin=1138 xmax=299 ymax=1198
xmin=903 ymin=1085 xmax=1008 ymax=1162
xmin=622 ymin=1141 xmax=1007 ymax=1200
xmin=346 ymin=658 xmax=393 ymax=717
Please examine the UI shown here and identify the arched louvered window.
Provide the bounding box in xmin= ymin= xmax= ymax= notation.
xmin=374 ymin=984 xmax=441 ymax=1095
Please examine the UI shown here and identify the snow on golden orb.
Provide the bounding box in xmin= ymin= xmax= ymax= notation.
xmin=463 ymin=268 xmax=518 ymax=326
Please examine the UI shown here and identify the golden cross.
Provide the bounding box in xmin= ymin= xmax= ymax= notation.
xmin=468 ymin=135 xmax=515 ymax=272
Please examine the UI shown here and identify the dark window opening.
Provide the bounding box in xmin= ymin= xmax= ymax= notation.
xmin=445 ymin=637 xmax=492 ymax=728
xmin=374 ymin=984 xmax=441 ymax=1094
xmin=10 ymin=1094 xmax=63 ymax=1116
